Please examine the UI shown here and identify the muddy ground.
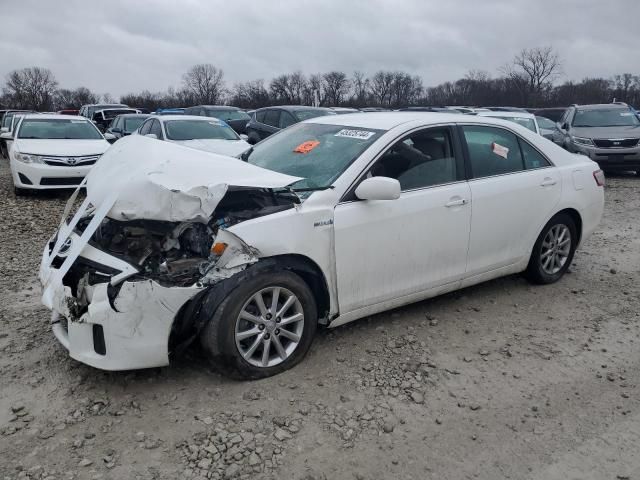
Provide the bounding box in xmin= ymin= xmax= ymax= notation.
xmin=0 ymin=158 xmax=638 ymax=480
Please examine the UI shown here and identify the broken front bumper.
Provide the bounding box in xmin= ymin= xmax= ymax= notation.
xmin=39 ymin=235 xmax=204 ymax=371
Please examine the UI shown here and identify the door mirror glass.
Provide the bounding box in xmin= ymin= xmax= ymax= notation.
xmin=355 ymin=176 xmax=401 ymax=201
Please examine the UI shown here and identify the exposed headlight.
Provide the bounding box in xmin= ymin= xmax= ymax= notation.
xmin=14 ymin=153 xmax=45 ymax=164
xmin=571 ymin=136 xmax=594 ymax=147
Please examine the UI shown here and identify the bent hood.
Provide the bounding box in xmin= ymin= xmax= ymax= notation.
xmin=171 ymin=138 xmax=250 ymax=157
xmin=85 ymin=134 xmax=300 ymax=222
xmin=14 ymin=139 xmax=110 ymax=156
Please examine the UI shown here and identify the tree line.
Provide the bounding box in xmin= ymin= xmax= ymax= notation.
xmin=2 ymin=47 xmax=640 ymax=112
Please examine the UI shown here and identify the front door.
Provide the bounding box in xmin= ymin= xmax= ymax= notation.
xmin=334 ymin=126 xmax=472 ymax=314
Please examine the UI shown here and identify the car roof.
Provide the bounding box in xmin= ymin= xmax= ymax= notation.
xmin=257 ymin=105 xmax=333 ymax=112
xmin=117 ymin=113 xmax=150 ymax=118
xmin=190 ymin=105 xmax=240 ymax=110
xmin=154 ymin=114 xmax=222 ymax=121
xmin=22 ymin=113 xmax=89 ymax=120
xmin=305 ymin=111 xmax=480 ymax=129
xmin=575 ymin=104 xmax=630 ymax=111
xmin=477 ymin=111 xmax=535 ymax=119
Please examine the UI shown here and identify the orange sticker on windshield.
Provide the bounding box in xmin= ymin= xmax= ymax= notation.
xmin=293 ymin=140 xmax=320 ymax=154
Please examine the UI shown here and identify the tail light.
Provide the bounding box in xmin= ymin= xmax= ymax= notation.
xmin=593 ymin=169 xmax=605 ymax=187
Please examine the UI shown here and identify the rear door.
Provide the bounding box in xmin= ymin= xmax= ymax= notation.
xmin=460 ymin=124 xmax=561 ymax=277
xmin=261 ymin=109 xmax=281 ymax=139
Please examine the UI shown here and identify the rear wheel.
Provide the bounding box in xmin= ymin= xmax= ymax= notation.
xmin=199 ymin=270 xmax=317 ymax=379
xmin=525 ymin=213 xmax=577 ymax=284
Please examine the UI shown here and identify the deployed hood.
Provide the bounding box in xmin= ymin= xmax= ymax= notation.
xmin=14 ymin=139 xmax=110 ymax=156
xmin=172 ymin=138 xmax=250 ymax=157
xmin=85 ymin=135 xmax=300 ymax=222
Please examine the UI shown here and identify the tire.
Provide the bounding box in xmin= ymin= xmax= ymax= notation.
xmin=200 ymin=270 xmax=317 ymax=379
xmin=525 ymin=213 xmax=577 ymax=285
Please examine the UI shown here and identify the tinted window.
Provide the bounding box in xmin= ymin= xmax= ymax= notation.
xmin=139 ymin=119 xmax=153 ymax=135
xmin=208 ymin=110 xmax=251 ymax=121
xmin=124 ymin=117 xmax=147 ymax=133
xmin=264 ymin=109 xmax=281 ymax=127
xmin=370 ymin=128 xmax=458 ymax=190
xmin=247 ymin=123 xmax=385 ymax=191
xmin=293 ymin=109 xmax=335 ymax=121
xmin=150 ymin=120 xmax=163 ymax=139
xmin=519 ymin=139 xmax=551 ymax=170
xmin=18 ymin=119 xmax=103 ymax=140
xmin=463 ymin=125 xmax=524 ymax=178
xmin=279 ymin=112 xmax=297 ymax=129
xmin=255 ymin=110 xmax=266 ymax=123
xmin=164 ymin=120 xmax=239 ymax=140
xmin=572 ymin=108 xmax=640 ymax=127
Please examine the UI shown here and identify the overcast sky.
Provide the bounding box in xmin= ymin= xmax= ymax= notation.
xmin=1 ymin=0 xmax=639 ymax=97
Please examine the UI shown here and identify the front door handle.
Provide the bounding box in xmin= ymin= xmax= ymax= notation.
xmin=445 ymin=198 xmax=468 ymax=207
xmin=540 ymin=177 xmax=557 ymax=187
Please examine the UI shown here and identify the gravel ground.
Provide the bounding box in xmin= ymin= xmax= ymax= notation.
xmin=0 ymin=158 xmax=639 ymax=480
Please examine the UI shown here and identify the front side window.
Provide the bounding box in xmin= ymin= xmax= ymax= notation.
xmin=536 ymin=116 xmax=556 ymax=129
xmin=139 ymin=119 xmax=153 ymax=135
xmin=572 ymin=108 xmax=640 ymax=127
xmin=17 ymin=119 xmax=103 ymax=140
xmin=124 ymin=117 xmax=146 ymax=133
xmin=164 ymin=120 xmax=239 ymax=141
xmin=368 ymin=127 xmax=459 ymax=190
xmin=463 ymin=125 xmax=524 ymax=178
xmin=150 ymin=120 xmax=164 ymax=139
xmin=264 ymin=109 xmax=281 ymax=127
xmin=247 ymin=122 xmax=385 ymax=190
xmin=208 ymin=110 xmax=251 ymax=122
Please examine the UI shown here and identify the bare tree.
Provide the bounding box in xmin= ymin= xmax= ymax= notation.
xmin=351 ymin=71 xmax=370 ymax=106
xmin=182 ymin=64 xmax=226 ymax=105
xmin=230 ymin=79 xmax=270 ymax=108
xmin=370 ymin=71 xmax=395 ymax=106
xmin=502 ymin=46 xmax=562 ymax=106
xmin=102 ymin=93 xmax=115 ymax=103
xmin=322 ymin=71 xmax=350 ymax=106
xmin=270 ymin=72 xmax=307 ymax=104
xmin=389 ymin=72 xmax=422 ymax=107
xmin=3 ymin=67 xmax=58 ymax=110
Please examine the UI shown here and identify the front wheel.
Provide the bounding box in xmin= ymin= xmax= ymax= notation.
xmin=200 ymin=270 xmax=318 ymax=379
xmin=525 ymin=213 xmax=577 ymax=284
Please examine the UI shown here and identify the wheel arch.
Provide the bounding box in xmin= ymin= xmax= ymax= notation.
xmin=554 ymin=207 xmax=583 ymax=246
xmin=168 ymin=253 xmax=332 ymax=357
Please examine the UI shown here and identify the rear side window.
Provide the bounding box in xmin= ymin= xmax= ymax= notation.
xmin=150 ymin=120 xmax=163 ymax=139
xmin=139 ymin=119 xmax=153 ymax=135
xmin=519 ymin=140 xmax=551 ymax=169
xmin=255 ymin=110 xmax=266 ymax=123
xmin=462 ymin=126 xmax=524 ymax=178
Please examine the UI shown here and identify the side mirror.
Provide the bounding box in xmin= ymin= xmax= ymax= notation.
xmin=145 ymin=133 xmax=158 ymax=140
xmin=0 ymin=132 xmax=12 ymax=140
xmin=103 ymin=132 xmax=116 ymax=142
xmin=239 ymin=134 xmax=249 ymax=141
xmin=111 ymin=128 xmax=122 ymax=134
xmin=0 ymin=127 xmax=8 ymax=133
xmin=355 ymin=177 xmax=401 ymax=201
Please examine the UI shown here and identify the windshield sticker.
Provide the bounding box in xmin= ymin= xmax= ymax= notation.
xmin=491 ymin=142 xmax=509 ymax=159
xmin=293 ymin=140 xmax=320 ymax=154
xmin=334 ymin=129 xmax=376 ymax=140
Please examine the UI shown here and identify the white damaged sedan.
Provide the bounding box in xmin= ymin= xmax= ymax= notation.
xmin=40 ymin=113 xmax=605 ymax=378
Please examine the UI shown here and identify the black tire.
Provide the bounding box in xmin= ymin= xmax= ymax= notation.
xmin=199 ymin=270 xmax=317 ymax=379
xmin=524 ymin=212 xmax=577 ymax=285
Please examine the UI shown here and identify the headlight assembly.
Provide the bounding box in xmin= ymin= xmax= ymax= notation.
xmin=14 ymin=153 xmax=45 ymax=164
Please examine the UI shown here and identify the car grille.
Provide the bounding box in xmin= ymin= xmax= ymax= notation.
xmin=40 ymin=177 xmax=85 ymax=186
xmin=43 ymin=155 xmax=101 ymax=167
xmin=592 ymin=138 xmax=639 ymax=148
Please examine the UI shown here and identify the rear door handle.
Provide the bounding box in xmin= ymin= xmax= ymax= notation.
xmin=540 ymin=177 xmax=557 ymax=187
xmin=445 ymin=198 xmax=468 ymax=207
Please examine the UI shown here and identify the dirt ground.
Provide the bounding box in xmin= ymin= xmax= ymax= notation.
xmin=0 ymin=158 xmax=638 ymax=480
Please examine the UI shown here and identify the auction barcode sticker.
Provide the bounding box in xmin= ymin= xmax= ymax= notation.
xmin=335 ymin=129 xmax=376 ymax=140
